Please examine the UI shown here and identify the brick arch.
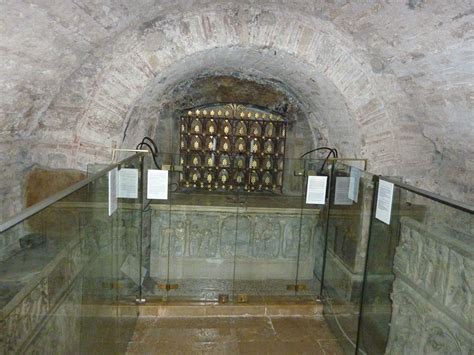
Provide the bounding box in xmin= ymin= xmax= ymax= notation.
xmin=38 ymin=7 xmax=400 ymax=173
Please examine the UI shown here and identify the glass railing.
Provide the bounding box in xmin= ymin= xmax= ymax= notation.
xmin=136 ymin=154 xmax=365 ymax=303
xmin=1 ymin=150 xmax=471 ymax=354
xmin=314 ymin=160 xmax=473 ymax=354
xmin=318 ymin=160 xmax=374 ymax=354
xmin=0 ymin=153 xmax=145 ymax=353
xmin=355 ymin=176 xmax=473 ymax=355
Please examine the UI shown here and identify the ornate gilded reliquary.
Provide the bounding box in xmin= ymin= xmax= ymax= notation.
xmin=179 ymin=104 xmax=287 ymax=192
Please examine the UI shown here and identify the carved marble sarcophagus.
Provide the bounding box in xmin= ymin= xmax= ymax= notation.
xmin=148 ymin=197 xmax=321 ymax=282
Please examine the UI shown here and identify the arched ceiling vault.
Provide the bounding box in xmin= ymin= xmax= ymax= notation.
xmin=34 ymin=7 xmax=402 ymax=173
xmin=1 ymin=0 xmax=472 ymax=220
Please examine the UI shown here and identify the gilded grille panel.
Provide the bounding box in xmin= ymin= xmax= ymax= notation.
xmin=179 ymin=104 xmax=287 ymax=192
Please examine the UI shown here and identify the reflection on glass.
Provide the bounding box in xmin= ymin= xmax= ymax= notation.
xmin=249 ymin=156 xmax=259 ymax=169
xmin=250 ymin=139 xmax=260 ymax=154
xmin=205 ymin=153 xmax=215 ymax=167
xmin=205 ymin=136 xmax=217 ymax=151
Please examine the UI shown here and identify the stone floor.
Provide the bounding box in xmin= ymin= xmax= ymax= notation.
xmin=125 ymin=316 xmax=343 ymax=354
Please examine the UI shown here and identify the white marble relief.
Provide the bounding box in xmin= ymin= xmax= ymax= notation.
xmin=388 ymin=218 xmax=474 ymax=355
xmin=445 ymin=251 xmax=473 ymax=326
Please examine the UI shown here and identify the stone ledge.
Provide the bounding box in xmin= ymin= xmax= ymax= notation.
xmin=80 ymin=301 xmax=323 ymax=318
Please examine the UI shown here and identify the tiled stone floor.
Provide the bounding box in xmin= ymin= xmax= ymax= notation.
xmin=126 ymin=316 xmax=344 ymax=354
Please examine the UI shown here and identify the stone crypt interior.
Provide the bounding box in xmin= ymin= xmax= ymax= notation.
xmin=0 ymin=1 xmax=473 ymax=354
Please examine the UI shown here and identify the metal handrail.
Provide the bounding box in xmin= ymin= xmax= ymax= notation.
xmin=0 ymin=153 xmax=145 ymax=233
xmin=379 ymin=176 xmax=474 ymax=214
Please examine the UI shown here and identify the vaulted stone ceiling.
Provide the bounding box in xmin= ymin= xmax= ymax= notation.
xmin=1 ymin=0 xmax=473 ymax=219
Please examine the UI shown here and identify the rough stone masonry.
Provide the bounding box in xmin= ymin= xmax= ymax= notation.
xmin=0 ymin=0 xmax=473 ymax=218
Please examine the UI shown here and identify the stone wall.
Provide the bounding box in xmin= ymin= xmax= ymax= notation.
xmin=0 ymin=239 xmax=85 ymax=354
xmin=2 ymin=0 xmax=473 ymax=220
xmin=0 ymin=199 xmax=144 ymax=353
xmin=387 ymin=217 xmax=473 ymax=354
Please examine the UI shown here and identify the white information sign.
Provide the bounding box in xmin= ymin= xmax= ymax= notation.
xmin=147 ymin=169 xmax=169 ymax=200
xmin=348 ymin=167 xmax=361 ymax=203
xmin=375 ymin=180 xmax=394 ymax=225
xmin=108 ymin=168 xmax=118 ymax=216
xmin=334 ymin=177 xmax=353 ymax=205
xmin=118 ymin=168 xmax=139 ymax=199
xmin=306 ymin=176 xmax=328 ymax=204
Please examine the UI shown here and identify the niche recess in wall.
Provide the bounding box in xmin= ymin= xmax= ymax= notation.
xmin=179 ymin=103 xmax=287 ymax=192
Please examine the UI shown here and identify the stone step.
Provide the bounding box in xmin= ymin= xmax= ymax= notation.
xmin=81 ymin=299 xmax=323 ymax=318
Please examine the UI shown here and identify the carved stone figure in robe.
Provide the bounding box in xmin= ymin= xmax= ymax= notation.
xmin=173 ymin=222 xmax=186 ymax=256
xmin=422 ymin=324 xmax=460 ymax=355
xmin=159 ymin=227 xmax=173 ymax=256
xmin=419 ymin=239 xmax=435 ymax=289
xmin=254 ymin=222 xmax=279 ymax=257
xmin=451 ymin=258 xmax=472 ymax=315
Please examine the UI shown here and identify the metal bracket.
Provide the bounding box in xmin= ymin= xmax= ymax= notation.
xmin=286 ymin=284 xmax=307 ymax=291
xmin=236 ymin=294 xmax=249 ymax=303
xmin=158 ymin=284 xmax=179 ymax=291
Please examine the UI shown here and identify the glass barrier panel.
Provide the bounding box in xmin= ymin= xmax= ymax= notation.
xmin=232 ymin=157 xmax=307 ymax=303
xmin=357 ymin=181 xmax=473 ymax=354
xmin=0 ymin=154 xmax=143 ymax=353
xmin=319 ymin=160 xmax=374 ymax=354
xmin=297 ymin=158 xmax=330 ymax=301
xmin=141 ymin=153 xmax=241 ymax=302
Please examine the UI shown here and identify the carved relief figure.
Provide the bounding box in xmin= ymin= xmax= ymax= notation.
xmin=419 ymin=239 xmax=436 ymax=289
xmin=422 ymin=323 xmax=462 ymax=354
xmin=407 ymin=230 xmax=421 ymax=280
xmin=172 ymin=222 xmax=186 ymax=256
xmin=448 ymin=254 xmax=473 ymax=317
xmin=387 ymin=292 xmax=422 ymax=355
xmin=254 ymin=220 xmax=280 ymax=257
xmin=432 ymin=243 xmax=448 ymax=299
xmin=220 ymin=216 xmax=237 ymax=257
xmin=159 ymin=227 xmax=173 ymax=256
xmin=283 ymin=222 xmax=300 ymax=258
xmin=394 ymin=225 xmax=411 ymax=275
xmin=453 ymin=268 xmax=472 ymax=315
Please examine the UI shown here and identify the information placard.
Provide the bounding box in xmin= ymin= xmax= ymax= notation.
xmin=375 ymin=180 xmax=394 ymax=225
xmin=147 ymin=170 xmax=168 ymax=200
xmin=306 ymin=176 xmax=328 ymax=204
xmin=334 ymin=176 xmax=353 ymax=205
xmin=348 ymin=167 xmax=361 ymax=203
xmin=108 ymin=168 xmax=118 ymax=216
xmin=118 ymin=168 xmax=138 ymax=199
